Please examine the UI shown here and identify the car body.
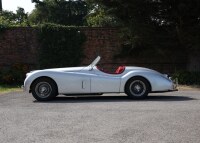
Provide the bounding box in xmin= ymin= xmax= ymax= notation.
xmin=24 ymin=56 xmax=178 ymax=101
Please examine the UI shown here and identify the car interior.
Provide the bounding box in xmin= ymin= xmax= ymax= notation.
xmin=96 ymin=66 xmax=125 ymax=74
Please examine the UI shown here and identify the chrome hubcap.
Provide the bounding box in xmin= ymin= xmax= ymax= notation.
xmin=35 ymin=82 xmax=52 ymax=98
xmin=134 ymin=84 xmax=141 ymax=92
xmin=129 ymin=80 xmax=146 ymax=96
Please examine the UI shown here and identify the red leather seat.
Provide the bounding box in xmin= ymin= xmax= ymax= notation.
xmin=96 ymin=66 xmax=125 ymax=74
xmin=115 ymin=66 xmax=125 ymax=74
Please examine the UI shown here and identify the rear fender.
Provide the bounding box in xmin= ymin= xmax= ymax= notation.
xmin=120 ymin=71 xmax=172 ymax=92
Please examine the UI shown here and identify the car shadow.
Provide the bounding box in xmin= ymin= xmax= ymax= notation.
xmin=33 ymin=94 xmax=196 ymax=103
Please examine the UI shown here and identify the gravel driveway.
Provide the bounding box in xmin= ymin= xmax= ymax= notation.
xmin=0 ymin=90 xmax=200 ymax=143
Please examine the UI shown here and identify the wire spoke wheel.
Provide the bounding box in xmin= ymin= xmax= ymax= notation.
xmin=125 ymin=77 xmax=150 ymax=99
xmin=31 ymin=78 xmax=58 ymax=101
xmin=129 ymin=80 xmax=146 ymax=97
xmin=35 ymin=82 xmax=52 ymax=98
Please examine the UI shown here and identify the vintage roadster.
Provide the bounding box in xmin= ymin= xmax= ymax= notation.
xmin=24 ymin=56 xmax=178 ymax=101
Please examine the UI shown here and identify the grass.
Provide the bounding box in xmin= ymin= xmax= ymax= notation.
xmin=0 ymin=85 xmax=22 ymax=94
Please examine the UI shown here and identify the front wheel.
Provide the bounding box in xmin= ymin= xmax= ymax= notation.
xmin=125 ymin=77 xmax=150 ymax=99
xmin=31 ymin=78 xmax=58 ymax=101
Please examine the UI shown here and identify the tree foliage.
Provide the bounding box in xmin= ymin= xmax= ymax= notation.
xmin=37 ymin=23 xmax=86 ymax=68
xmin=0 ymin=0 xmax=2 ymax=12
xmin=30 ymin=0 xmax=88 ymax=26
xmin=85 ymin=0 xmax=120 ymax=27
xmin=0 ymin=7 xmax=29 ymax=26
xmin=94 ymin=0 xmax=200 ymax=57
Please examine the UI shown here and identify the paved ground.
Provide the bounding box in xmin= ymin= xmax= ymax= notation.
xmin=0 ymin=90 xmax=200 ymax=143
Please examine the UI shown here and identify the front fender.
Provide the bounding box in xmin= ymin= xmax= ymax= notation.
xmin=24 ymin=71 xmax=60 ymax=93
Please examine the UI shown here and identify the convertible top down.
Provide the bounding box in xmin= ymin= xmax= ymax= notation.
xmin=24 ymin=56 xmax=178 ymax=101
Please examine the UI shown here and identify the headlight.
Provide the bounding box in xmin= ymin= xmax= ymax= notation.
xmin=163 ymin=74 xmax=170 ymax=78
xmin=26 ymin=70 xmax=36 ymax=77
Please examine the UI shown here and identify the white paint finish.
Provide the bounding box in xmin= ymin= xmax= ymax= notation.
xmin=24 ymin=56 xmax=177 ymax=95
xmin=89 ymin=67 xmax=122 ymax=93
xmin=120 ymin=71 xmax=173 ymax=92
xmin=91 ymin=75 xmax=121 ymax=93
xmin=54 ymin=72 xmax=91 ymax=94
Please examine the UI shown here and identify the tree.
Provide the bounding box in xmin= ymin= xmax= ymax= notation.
xmin=30 ymin=0 xmax=88 ymax=26
xmin=16 ymin=7 xmax=29 ymax=25
xmin=0 ymin=7 xmax=29 ymax=26
xmin=85 ymin=0 xmax=120 ymax=27
xmin=154 ymin=0 xmax=200 ymax=51
xmin=0 ymin=0 xmax=2 ymax=12
xmin=94 ymin=0 xmax=200 ymax=57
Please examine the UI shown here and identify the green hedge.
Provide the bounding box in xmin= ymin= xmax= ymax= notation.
xmin=0 ymin=24 xmax=86 ymax=84
xmin=0 ymin=64 xmax=29 ymax=85
xmin=173 ymin=71 xmax=200 ymax=85
xmin=37 ymin=23 xmax=86 ymax=69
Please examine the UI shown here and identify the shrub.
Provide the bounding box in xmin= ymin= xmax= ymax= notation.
xmin=0 ymin=23 xmax=86 ymax=85
xmin=0 ymin=64 xmax=29 ymax=85
xmin=172 ymin=71 xmax=200 ymax=85
xmin=37 ymin=23 xmax=86 ymax=68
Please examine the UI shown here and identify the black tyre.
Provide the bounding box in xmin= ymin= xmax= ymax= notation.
xmin=31 ymin=77 xmax=58 ymax=101
xmin=125 ymin=77 xmax=150 ymax=99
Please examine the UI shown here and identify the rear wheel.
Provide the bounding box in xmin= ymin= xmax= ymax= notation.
xmin=31 ymin=78 xmax=58 ymax=101
xmin=125 ymin=77 xmax=150 ymax=99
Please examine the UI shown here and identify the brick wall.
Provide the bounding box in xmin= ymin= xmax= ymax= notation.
xmin=0 ymin=27 xmax=38 ymax=69
xmin=80 ymin=27 xmax=188 ymax=73
xmin=81 ymin=27 xmax=121 ymax=65
xmin=0 ymin=27 xmax=199 ymax=73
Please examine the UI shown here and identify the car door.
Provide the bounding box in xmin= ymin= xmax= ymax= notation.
xmin=90 ymin=70 xmax=121 ymax=93
xmin=56 ymin=72 xmax=91 ymax=94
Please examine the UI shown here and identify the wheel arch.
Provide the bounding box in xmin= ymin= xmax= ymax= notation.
xmin=124 ymin=76 xmax=152 ymax=92
xmin=30 ymin=76 xmax=58 ymax=93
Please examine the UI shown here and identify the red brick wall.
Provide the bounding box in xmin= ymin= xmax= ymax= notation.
xmin=0 ymin=27 xmax=38 ymax=68
xmin=0 ymin=27 xmax=199 ymax=73
xmin=81 ymin=27 xmax=121 ymax=65
xmin=0 ymin=27 xmax=123 ymax=71
xmin=80 ymin=27 xmax=188 ymax=73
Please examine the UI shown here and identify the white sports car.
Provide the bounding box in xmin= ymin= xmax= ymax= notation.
xmin=24 ymin=56 xmax=178 ymax=101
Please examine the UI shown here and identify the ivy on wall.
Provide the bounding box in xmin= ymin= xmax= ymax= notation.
xmin=0 ymin=25 xmax=6 ymax=32
xmin=37 ymin=23 xmax=86 ymax=68
xmin=0 ymin=24 xmax=86 ymax=84
xmin=0 ymin=24 xmax=7 ymax=38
